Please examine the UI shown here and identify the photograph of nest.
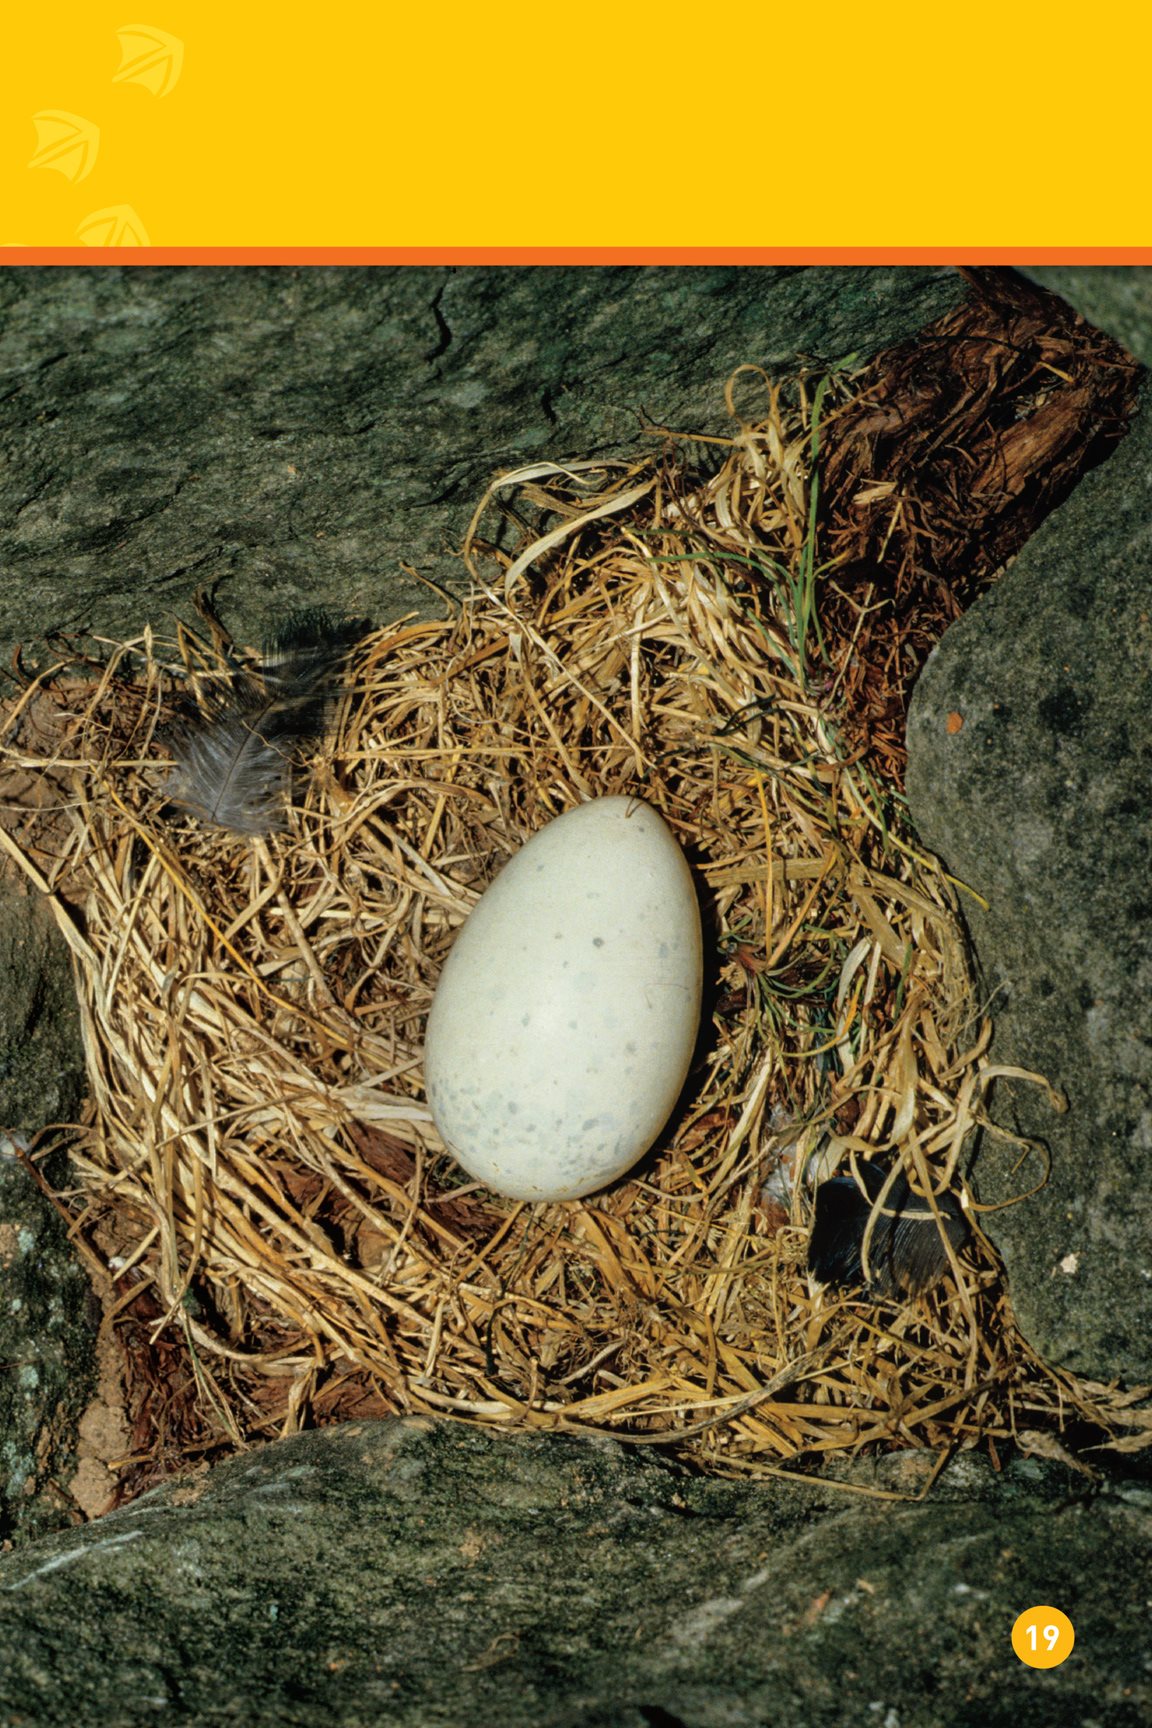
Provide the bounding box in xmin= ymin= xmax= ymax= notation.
xmin=1 ymin=272 xmax=1147 ymax=1499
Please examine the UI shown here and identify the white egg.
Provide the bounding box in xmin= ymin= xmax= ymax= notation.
xmin=423 ymin=796 xmax=703 ymax=1201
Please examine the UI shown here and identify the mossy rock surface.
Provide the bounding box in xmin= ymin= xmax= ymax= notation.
xmin=0 ymin=264 xmax=965 ymax=661
xmin=907 ymin=382 xmax=1152 ymax=1382
xmin=1 ymin=1418 xmax=1148 ymax=1728
xmin=1021 ymin=265 xmax=1152 ymax=366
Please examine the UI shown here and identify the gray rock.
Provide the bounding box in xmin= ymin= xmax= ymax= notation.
xmin=0 ymin=1417 xmax=1146 ymax=1728
xmin=906 ymin=382 xmax=1152 ymax=1382
xmin=1020 ymin=266 xmax=1152 ymax=367
xmin=0 ymin=265 xmax=966 ymax=663
xmin=0 ymin=885 xmax=96 ymax=1544
xmin=0 ymin=882 xmax=85 ymax=1137
xmin=0 ymin=1147 xmax=97 ymax=1546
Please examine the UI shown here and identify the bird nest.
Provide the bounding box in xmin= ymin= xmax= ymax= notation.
xmin=2 ymin=367 xmax=1144 ymax=1491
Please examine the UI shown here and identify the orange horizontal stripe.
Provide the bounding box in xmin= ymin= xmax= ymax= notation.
xmin=4 ymin=248 xmax=1152 ymax=267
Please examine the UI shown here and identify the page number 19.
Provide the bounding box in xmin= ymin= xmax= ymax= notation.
xmin=1011 ymin=1606 xmax=1075 ymax=1669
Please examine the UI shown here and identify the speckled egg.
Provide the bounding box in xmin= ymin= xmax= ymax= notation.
xmin=423 ymin=796 xmax=703 ymax=1200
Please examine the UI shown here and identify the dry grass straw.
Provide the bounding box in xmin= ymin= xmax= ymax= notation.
xmin=3 ymin=366 xmax=1148 ymax=1485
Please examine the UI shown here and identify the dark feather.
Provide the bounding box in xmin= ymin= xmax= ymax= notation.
xmin=808 ymin=1162 xmax=967 ymax=1299
xmin=166 ymin=609 xmax=370 ymax=836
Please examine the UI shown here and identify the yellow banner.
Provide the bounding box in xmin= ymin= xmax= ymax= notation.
xmin=3 ymin=3 xmax=1147 ymax=249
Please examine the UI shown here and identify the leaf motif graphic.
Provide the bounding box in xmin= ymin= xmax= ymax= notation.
xmin=112 ymin=24 xmax=184 ymax=97
xmin=77 ymin=205 xmax=151 ymax=247
xmin=28 ymin=112 xmax=100 ymax=183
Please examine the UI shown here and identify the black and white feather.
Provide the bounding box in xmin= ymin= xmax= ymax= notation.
xmin=807 ymin=1161 xmax=968 ymax=1299
xmin=165 ymin=609 xmax=369 ymax=837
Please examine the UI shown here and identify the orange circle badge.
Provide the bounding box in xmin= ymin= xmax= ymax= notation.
xmin=1011 ymin=1605 xmax=1075 ymax=1668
